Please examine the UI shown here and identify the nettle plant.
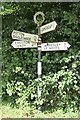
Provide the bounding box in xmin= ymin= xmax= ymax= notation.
xmin=6 ymin=65 xmax=79 ymax=111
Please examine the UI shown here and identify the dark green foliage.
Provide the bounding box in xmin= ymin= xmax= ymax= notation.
xmin=1 ymin=2 xmax=80 ymax=112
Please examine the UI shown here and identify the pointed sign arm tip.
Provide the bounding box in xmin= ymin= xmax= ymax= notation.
xmin=11 ymin=43 xmax=13 ymax=46
xmin=67 ymin=43 xmax=71 ymax=48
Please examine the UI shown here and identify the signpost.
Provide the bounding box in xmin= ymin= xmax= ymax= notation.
xmin=41 ymin=42 xmax=70 ymax=51
xmin=34 ymin=12 xmax=44 ymax=110
xmin=11 ymin=11 xmax=71 ymax=111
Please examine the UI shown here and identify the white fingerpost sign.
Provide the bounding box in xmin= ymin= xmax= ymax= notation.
xmin=11 ymin=41 xmax=37 ymax=48
xmin=12 ymin=30 xmax=38 ymax=43
xmin=41 ymin=42 xmax=70 ymax=51
xmin=40 ymin=21 xmax=57 ymax=34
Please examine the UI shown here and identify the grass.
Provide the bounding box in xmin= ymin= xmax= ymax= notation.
xmin=1 ymin=102 xmax=78 ymax=118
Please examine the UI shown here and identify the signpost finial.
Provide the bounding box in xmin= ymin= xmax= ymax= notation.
xmin=34 ymin=12 xmax=45 ymax=26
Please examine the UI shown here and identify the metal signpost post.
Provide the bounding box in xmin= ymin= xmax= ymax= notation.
xmin=11 ymin=11 xmax=71 ymax=111
xmin=34 ymin=12 xmax=45 ymax=110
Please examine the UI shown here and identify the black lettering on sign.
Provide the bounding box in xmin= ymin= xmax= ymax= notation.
xmin=44 ymin=43 xmax=60 ymax=50
xmin=13 ymin=31 xmax=31 ymax=41
xmin=20 ymin=33 xmax=24 ymax=39
xmin=13 ymin=32 xmax=22 ymax=39
xmin=25 ymin=41 xmax=30 ymax=44
xmin=44 ymin=45 xmax=48 ymax=50
xmin=41 ymin=25 xmax=52 ymax=32
xmin=24 ymin=36 xmax=31 ymax=41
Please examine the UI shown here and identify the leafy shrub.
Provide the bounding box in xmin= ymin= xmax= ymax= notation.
xmin=2 ymin=2 xmax=79 ymax=112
